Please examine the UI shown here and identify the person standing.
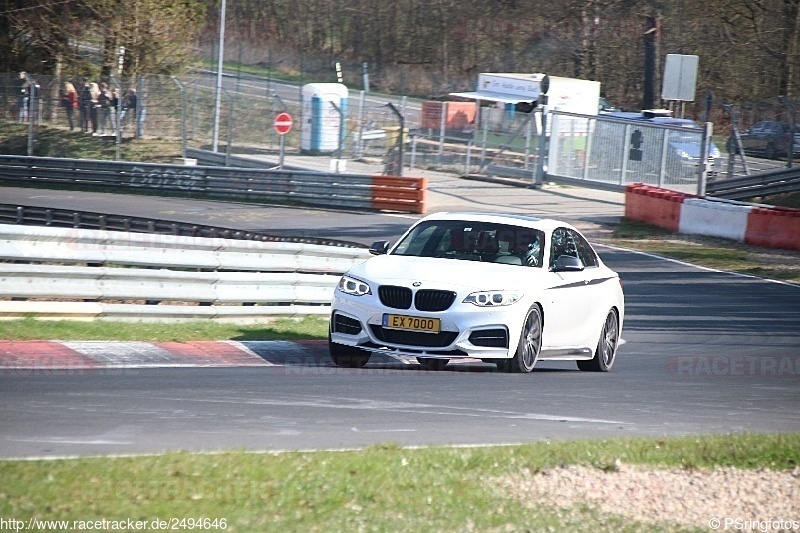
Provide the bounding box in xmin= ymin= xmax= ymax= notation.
xmin=79 ymin=82 xmax=92 ymax=133
xmin=16 ymin=72 xmax=29 ymax=123
xmin=60 ymin=82 xmax=78 ymax=131
xmin=98 ymin=82 xmax=113 ymax=135
xmin=120 ymin=88 xmax=137 ymax=132
xmin=88 ymin=82 xmax=100 ymax=135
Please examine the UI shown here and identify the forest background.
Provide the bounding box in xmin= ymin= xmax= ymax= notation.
xmin=1 ymin=0 xmax=798 ymax=114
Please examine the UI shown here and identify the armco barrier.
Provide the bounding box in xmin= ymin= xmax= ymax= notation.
xmin=0 ymin=224 xmax=372 ymax=321
xmin=678 ymin=198 xmax=751 ymax=242
xmin=0 ymin=155 xmax=428 ymax=214
xmin=746 ymin=207 xmax=800 ymax=251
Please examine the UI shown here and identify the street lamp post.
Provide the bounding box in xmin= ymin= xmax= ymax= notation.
xmin=212 ymin=0 xmax=227 ymax=152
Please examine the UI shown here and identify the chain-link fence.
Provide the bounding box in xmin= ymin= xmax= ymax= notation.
xmin=3 ymin=71 xmax=795 ymax=193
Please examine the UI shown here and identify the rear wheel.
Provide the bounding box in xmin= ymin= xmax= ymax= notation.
xmin=329 ymin=333 xmax=371 ymax=368
xmin=417 ymin=358 xmax=449 ymax=371
xmin=504 ymin=305 xmax=542 ymax=373
xmin=578 ymin=309 xmax=619 ymax=372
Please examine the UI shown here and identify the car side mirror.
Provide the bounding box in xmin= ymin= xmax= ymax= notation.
xmin=552 ymin=255 xmax=584 ymax=272
xmin=369 ymin=240 xmax=391 ymax=255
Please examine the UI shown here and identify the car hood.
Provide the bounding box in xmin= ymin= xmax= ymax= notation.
xmin=669 ymin=140 xmax=720 ymax=158
xmin=348 ymin=254 xmax=543 ymax=292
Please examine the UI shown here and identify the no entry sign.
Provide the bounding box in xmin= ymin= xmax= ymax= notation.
xmin=274 ymin=112 xmax=293 ymax=135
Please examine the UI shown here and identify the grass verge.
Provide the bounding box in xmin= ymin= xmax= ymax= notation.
xmin=0 ymin=123 xmax=182 ymax=163
xmin=0 ymin=316 xmax=329 ymax=341
xmin=608 ymin=219 xmax=800 ymax=284
xmin=1 ymin=433 xmax=798 ymax=532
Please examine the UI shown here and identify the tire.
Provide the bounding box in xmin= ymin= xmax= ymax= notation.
xmin=417 ymin=358 xmax=449 ymax=370
xmin=329 ymin=333 xmax=371 ymax=368
xmin=504 ymin=305 xmax=542 ymax=373
xmin=495 ymin=360 xmax=511 ymax=372
xmin=578 ymin=309 xmax=619 ymax=372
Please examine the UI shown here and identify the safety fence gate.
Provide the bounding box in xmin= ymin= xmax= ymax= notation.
xmin=547 ymin=111 xmax=714 ymax=193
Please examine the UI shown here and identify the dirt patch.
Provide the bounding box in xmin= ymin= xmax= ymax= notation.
xmin=495 ymin=463 xmax=800 ymax=529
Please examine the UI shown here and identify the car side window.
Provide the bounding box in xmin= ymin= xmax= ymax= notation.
xmin=549 ymin=228 xmax=597 ymax=269
xmin=572 ymin=230 xmax=598 ymax=268
xmin=549 ymin=228 xmax=579 ymax=268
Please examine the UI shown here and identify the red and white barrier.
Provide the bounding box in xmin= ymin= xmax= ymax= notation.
xmin=746 ymin=207 xmax=800 ymax=250
xmin=625 ymin=184 xmax=800 ymax=251
xmin=679 ymin=198 xmax=751 ymax=242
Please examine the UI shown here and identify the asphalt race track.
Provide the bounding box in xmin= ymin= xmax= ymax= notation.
xmin=1 ymin=243 xmax=799 ymax=459
xmin=2 ymin=176 xmax=800 ymax=458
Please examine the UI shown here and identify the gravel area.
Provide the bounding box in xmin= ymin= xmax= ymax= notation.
xmin=496 ymin=463 xmax=800 ymax=530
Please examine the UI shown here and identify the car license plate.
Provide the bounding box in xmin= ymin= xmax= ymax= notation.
xmin=382 ymin=314 xmax=440 ymax=333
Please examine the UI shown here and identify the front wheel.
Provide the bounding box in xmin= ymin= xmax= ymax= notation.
xmin=329 ymin=334 xmax=371 ymax=368
xmin=578 ymin=309 xmax=619 ymax=372
xmin=504 ymin=305 xmax=542 ymax=373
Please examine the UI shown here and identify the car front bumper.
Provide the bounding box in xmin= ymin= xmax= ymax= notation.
xmin=330 ymin=290 xmax=525 ymax=360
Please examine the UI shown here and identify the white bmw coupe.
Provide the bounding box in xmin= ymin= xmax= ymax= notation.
xmin=329 ymin=212 xmax=624 ymax=373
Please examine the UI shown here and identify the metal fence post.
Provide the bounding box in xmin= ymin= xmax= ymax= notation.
xmin=135 ymin=76 xmax=144 ymax=138
xmin=110 ymin=76 xmax=123 ymax=161
xmin=221 ymin=87 xmax=234 ymax=165
xmin=385 ymin=102 xmax=404 ymax=176
xmin=23 ymin=73 xmax=38 ymax=156
xmin=438 ymin=102 xmax=447 ymax=164
xmin=171 ymin=76 xmax=187 ymax=159
xmin=329 ymin=101 xmax=344 ymax=163
xmin=721 ymin=103 xmax=749 ymax=177
xmin=355 ymin=90 xmax=365 ymax=158
xmin=533 ymin=109 xmax=547 ymax=188
xmin=697 ymin=121 xmax=712 ymax=196
xmin=779 ymin=95 xmax=796 ymax=168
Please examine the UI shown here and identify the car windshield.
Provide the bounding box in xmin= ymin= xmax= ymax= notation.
xmin=392 ymin=220 xmax=545 ymax=267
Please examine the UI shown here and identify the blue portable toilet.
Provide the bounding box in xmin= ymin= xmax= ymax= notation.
xmin=301 ymin=83 xmax=348 ymax=154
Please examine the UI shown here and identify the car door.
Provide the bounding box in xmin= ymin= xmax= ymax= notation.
xmin=741 ymin=122 xmax=764 ymax=154
xmin=750 ymin=122 xmax=771 ymax=153
xmin=542 ymin=228 xmax=597 ymax=350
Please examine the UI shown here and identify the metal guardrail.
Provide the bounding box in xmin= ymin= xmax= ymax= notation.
xmin=0 ymin=224 xmax=371 ymax=320
xmin=0 ymin=155 xmax=428 ymax=213
xmin=185 ymin=147 xmax=306 ymax=171
xmin=0 ymin=204 xmax=364 ymax=248
xmin=707 ymin=166 xmax=800 ymax=200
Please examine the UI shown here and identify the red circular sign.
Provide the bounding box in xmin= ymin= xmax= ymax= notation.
xmin=274 ymin=112 xmax=293 ymax=135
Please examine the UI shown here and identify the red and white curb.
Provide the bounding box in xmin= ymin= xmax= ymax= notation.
xmin=0 ymin=340 xmax=330 ymax=371
xmin=0 ymin=340 xmax=497 ymax=373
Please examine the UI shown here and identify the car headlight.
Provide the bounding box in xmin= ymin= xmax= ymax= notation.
xmin=463 ymin=290 xmax=523 ymax=307
xmin=337 ymin=275 xmax=371 ymax=296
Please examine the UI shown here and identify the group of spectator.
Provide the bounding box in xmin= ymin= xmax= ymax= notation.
xmin=58 ymin=78 xmax=137 ymax=135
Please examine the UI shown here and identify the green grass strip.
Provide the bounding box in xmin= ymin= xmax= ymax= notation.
xmin=1 ymin=434 xmax=797 ymax=532
xmin=0 ymin=316 xmax=329 ymax=342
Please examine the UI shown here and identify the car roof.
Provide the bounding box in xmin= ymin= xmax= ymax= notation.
xmin=649 ymin=117 xmax=700 ymax=128
xmin=415 ymin=212 xmax=574 ymax=233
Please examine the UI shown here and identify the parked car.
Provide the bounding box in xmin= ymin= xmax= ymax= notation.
xmin=329 ymin=213 xmax=624 ymax=373
xmin=602 ymin=111 xmax=721 ymax=179
xmin=652 ymin=117 xmax=722 ymax=178
xmin=727 ymin=120 xmax=800 ymax=160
